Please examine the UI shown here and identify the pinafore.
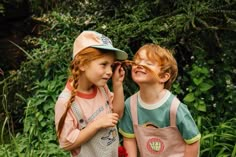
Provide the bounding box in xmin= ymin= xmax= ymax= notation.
xmin=71 ymin=87 xmax=119 ymax=157
xmin=130 ymin=93 xmax=186 ymax=157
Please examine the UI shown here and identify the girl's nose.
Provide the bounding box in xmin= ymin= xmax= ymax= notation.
xmin=106 ymin=66 xmax=113 ymax=76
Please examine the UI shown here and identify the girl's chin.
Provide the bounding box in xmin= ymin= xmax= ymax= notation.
xmin=94 ymin=82 xmax=107 ymax=87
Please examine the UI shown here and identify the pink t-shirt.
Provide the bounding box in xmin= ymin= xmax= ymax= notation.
xmin=54 ymin=80 xmax=114 ymax=156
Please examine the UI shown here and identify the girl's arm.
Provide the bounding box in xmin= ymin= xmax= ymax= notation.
xmin=184 ymin=140 xmax=200 ymax=157
xmin=112 ymin=63 xmax=125 ymax=118
xmin=123 ymin=137 xmax=138 ymax=157
xmin=64 ymin=112 xmax=119 ymax=150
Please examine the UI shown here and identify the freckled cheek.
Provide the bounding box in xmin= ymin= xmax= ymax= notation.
xmin=131 ymin=65 xmax=137 ymax=70
xmin=131 ymin=68 xmax=137 ymax=78
xmin=131 ymin=67 xmax=136 ymax=74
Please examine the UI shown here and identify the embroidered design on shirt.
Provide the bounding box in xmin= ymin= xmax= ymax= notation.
xmin=146 ymin=138 xmax=164 ymax=154
xmin=100 ymin=128 xmax=117 ymax=146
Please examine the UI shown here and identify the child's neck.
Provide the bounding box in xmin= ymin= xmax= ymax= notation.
xmin=75 ymin=76 xmax=95 ymax=94
xmin=139 ymin=86 xmax=166 ymax=104
xmin=77 ymin=85 xmax=95 ymax=94
xmin=70 ymin=80 xmax=95 ymax=94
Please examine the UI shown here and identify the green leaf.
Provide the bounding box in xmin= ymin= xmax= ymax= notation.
xmin=38 ymin=114 xmax=44 ymax=121
xmin=183 ymin=93 xmax=195 ymax=102
xmin=200 ymin=67 xmax=209 ymax=75
xmin=196 ymin=102 xmax=206 ymax=112
xmin=40 ymin=121 xmax=47 ymax=127
xmin=199 ymin=82 xmax=213 ymax=91
xmin=232 ymin=144 xmax=236 ymax=157
xmin=193 ymin=78 xmax=203 ymax=85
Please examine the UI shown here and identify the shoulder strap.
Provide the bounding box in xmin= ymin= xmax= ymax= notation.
xmin=130 ymin=93 xmax=138 ymax=125
xmin=71 ymin=87 xmax=109 ymax=129
xmin=170 ymin=96 xmax=180 ymax=127
xmin=99 ymin=86 xmax=112 ymax=113
xmin=99 ymin=87 xmax=109 ymax=103
xmin=130 ymin=93 xmax=180 ymax=127
xmin=71 ymin=102 xmax=87 ymax=130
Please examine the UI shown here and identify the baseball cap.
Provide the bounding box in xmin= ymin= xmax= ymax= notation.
xmin=73 ymin=30 xmax=128 ymax=60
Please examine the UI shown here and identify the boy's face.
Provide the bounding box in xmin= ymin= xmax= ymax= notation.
xmin=131 ymin=50 xmax=162 ymax=85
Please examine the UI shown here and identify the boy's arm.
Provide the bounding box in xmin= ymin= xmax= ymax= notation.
xmin=123 ymin=137 xmax=138 ymax=157
xmin=184 ymin=140 xmax=200 ymax=157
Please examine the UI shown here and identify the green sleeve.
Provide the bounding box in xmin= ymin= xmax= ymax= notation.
xmin=118 ymin=98 xmax=135 ymax=138
xmin=177 ymin=103 xmax=201 ymax=144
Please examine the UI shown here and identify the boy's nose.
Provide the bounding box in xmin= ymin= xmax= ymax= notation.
xmin=136 ymin=62 xmax=145 ymax=68
xmin=134 ymin=60 xmax=145 ymax=66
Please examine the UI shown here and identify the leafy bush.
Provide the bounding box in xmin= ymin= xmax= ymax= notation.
xmin=201 ymin=118 xmax=236 ymax=157
xmin=0 ymin=0 xmax=235 ymax=156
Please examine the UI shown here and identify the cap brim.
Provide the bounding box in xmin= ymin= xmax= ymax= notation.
xmin=90 ymin=45 xmax=128 ymax=60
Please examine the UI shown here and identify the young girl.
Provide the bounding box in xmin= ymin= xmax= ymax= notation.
xmin=119 ymin=44 xmax=201 ymax=157
xmin=55 ymin=30 xmax=128 ymax=157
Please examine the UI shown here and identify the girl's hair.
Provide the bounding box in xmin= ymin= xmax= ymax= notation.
xmin=57 ymin=47 xmax=115 ymax=138
xmin=133 ymin=43 xmax=178 ymax=89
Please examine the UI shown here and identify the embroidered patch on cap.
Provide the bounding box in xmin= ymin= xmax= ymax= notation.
xmin=146 ymin=138 xmax=164 ymax=154
xmin=100 ymin=34 xmax=112 ymax=46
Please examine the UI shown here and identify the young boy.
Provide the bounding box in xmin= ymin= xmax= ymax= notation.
xmin=119 ymin=44 xmax=201 ymax=157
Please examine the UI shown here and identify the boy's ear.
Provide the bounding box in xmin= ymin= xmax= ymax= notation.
xmin=160 ymin=73 xmax=170 ymax=83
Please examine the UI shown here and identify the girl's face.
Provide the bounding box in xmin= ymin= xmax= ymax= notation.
xmin=82 ymin=54 xmax=115 ymax=87
xmin=132 ymin=49 xmax=161 ymax=85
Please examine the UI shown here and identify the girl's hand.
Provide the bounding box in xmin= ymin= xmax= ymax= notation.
xmin=94 ymin=113 xmax=119 ymax=129
xmin=112 ymin=62 xmax=125 ymax=84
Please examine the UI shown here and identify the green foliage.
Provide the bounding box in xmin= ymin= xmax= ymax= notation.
xmin=0 ymin=0 xmax=235 ymax=156
xmin=1 ymin=11 xmax=76 ymax=156
xmin=200 ymin=118 xmax=236 ymax=157
xmin=183 ymin=64 xmax=214 ymax=112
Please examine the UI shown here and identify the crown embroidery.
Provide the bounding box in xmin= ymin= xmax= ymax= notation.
xmin=149 ymin=141 xmax=161 ymax=151
xmin=146 ymin=138 xmax=164 ymax=154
